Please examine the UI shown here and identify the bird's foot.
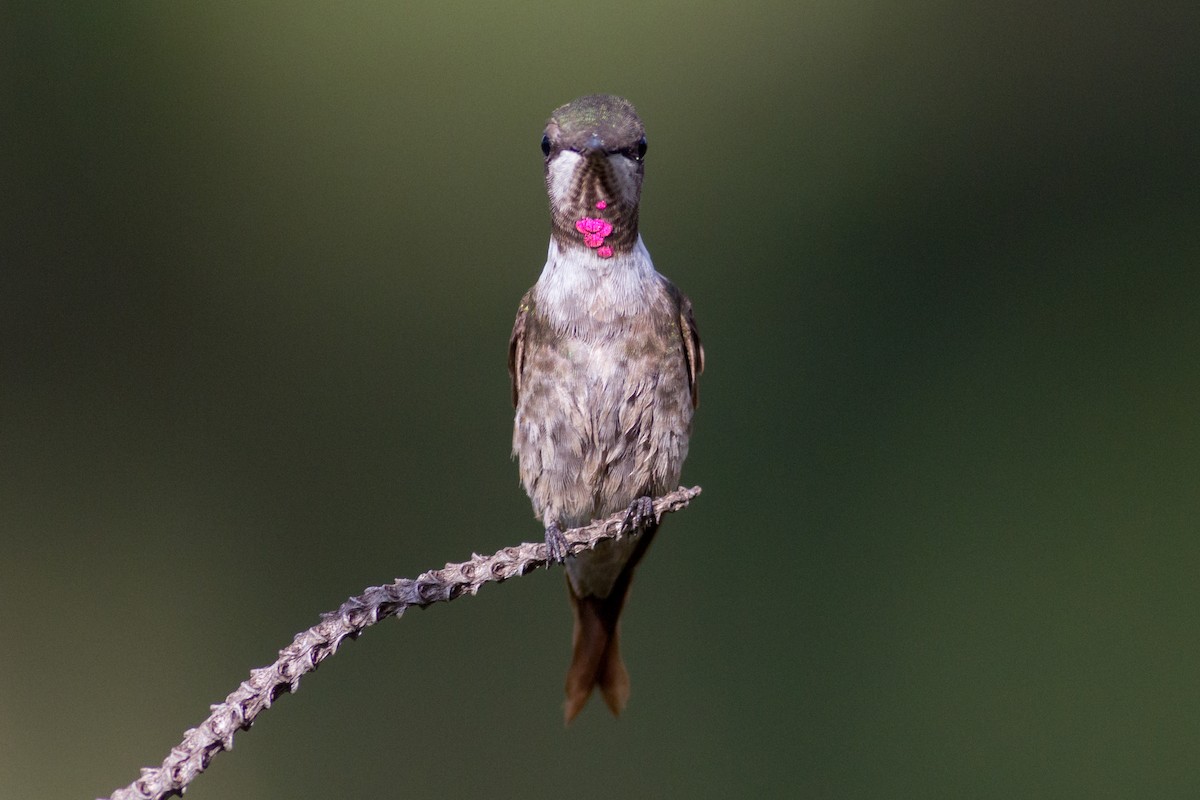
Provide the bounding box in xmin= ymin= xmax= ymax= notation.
xmin=544 ymin=523 xmax=569 ymax=564
xmin=621 ymin=495 xmax=658 ymax=535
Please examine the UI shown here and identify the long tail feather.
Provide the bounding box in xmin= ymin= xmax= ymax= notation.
xmin=562 ymin=521 xmax=656 ymax=723
xmin=564 ymin=587 xmax=629 ymax=723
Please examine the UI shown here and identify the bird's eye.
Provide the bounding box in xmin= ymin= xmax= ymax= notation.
xmin=540 ymin=134 xmax=552 ymax=157
xmin=635 ymin=136 xmax=648 ymax=160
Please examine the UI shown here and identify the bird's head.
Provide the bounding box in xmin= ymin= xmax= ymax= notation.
xmin=541 ymin=95 xmax=647 ymax=258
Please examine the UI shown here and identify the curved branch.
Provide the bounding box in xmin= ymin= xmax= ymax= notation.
xmin=102 ymin=486 xmax=702 ymax=800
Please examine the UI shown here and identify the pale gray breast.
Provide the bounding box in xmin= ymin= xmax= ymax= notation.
xmin=513 ymin=298 xmax=693 ymax=529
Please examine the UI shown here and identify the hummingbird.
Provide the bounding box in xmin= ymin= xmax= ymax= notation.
xmin=508 ymin=94 xmax=704 ymax=723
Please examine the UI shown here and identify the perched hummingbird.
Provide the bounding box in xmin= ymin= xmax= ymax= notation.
xmin=508 ymin=95 xmax=704 ymax=723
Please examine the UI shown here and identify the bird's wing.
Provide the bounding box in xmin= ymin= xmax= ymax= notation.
xmin=678 ymin=292 xmax=704 ymax=408
xmin=507 ymin=290 xmax=534 ymax=407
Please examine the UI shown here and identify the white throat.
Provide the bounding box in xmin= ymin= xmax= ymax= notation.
xmin=535 ymin=235 xmax=661 ymax=330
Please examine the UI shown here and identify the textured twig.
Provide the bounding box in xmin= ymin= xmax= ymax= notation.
xmin=102 ymin=486 xmax=701 ymax=800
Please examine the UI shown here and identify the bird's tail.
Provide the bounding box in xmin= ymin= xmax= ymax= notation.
xmin=564 ymin=582 xmax=631 ymax=724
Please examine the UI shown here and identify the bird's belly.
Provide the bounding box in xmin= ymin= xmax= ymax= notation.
xmin=513 ymin=334 xmax=691 ymax=535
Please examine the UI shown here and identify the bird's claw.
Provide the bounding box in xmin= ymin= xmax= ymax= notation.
xmin=545 ymin=523 xmax=569 ymax=564
xmin=622 ymin=495 xmax=658 ymax=535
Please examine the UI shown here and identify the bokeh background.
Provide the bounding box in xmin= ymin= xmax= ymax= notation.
xmin=4 ymin=2 xmax=1199 ymax=798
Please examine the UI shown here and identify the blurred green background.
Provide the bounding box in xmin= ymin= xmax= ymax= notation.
xmin=3 ymin=2 xmax=1199 ymax=798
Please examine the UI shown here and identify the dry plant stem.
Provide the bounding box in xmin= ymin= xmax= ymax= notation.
xmin=103 ymin=486 xmax=702 ymax=800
